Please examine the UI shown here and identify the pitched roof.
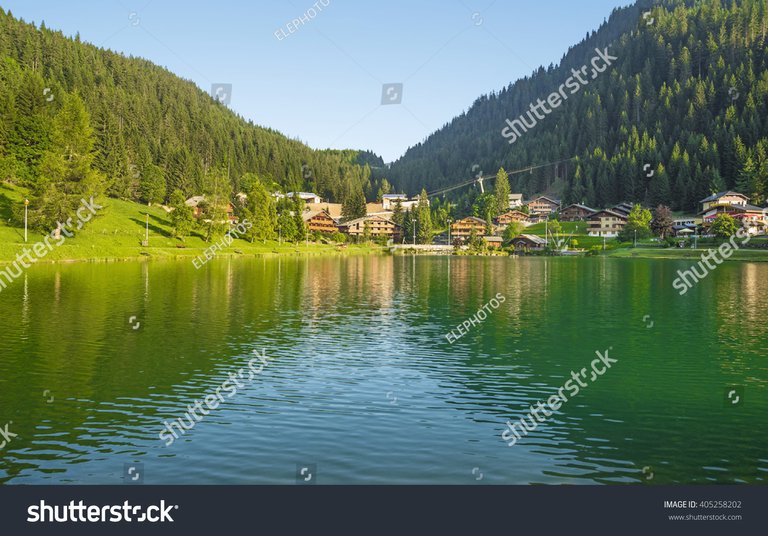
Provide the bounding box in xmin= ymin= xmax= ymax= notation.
xmin=301 ymin=209 xmax=332 ymax=222
xmin=514 ymin=234 xmax=547 ymax=245
xmin=185 ymin=195 xmax=206 ymax=207
xmin=562 ymin=203 xmax=596 ymax=212
xmin=499 ymin=210 xmax=528 ymax=217
xmin=320 ymin=203 xmax=343 ymax=219
xmin=456 ymin=216 xmax=487 ymax=224
xmin=589 ymin=209 xmax=628 ymax=220
xmin=699 ymin=203 xmax=766 ymax=215
xmin=342 ymin=215 xmax=401 ymax=227
xmin=699 ymin=191 xmax=749 ymax=203
xmin=612 ymin=202 xmax=634 ymax=214
xmin=528 ymin=196 xmax=561 ymax=205
xmin=366 ymin=203 xmax=386 ymax=214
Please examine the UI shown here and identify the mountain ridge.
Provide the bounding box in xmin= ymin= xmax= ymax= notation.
xmin=384 ymin=0 xmax=768 ymax=214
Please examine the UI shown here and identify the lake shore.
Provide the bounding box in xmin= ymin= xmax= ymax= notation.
xmin=6 ymin=242 xmax=768 ymax=266
xmin=0 ymin=241 xmax=385 ymax=266
xmin=606 ymin=246 xmax=768 ymax=262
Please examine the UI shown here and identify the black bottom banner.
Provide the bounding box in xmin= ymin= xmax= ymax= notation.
xmin=2 ymin=485 xmax=765 ymax=535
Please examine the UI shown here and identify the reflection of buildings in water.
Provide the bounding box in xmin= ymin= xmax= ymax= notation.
xmin=713 ymin=263 xmax=768 ymax=376
xmin=53 ymin=270 xmax=61 ymax=304
xmin=22 ymin=273 xmax=29 ymax=329
xmin=142 ymin=261 xmax=149 ymax=302
xmin=226 ymin=257 xmax=234 ymax=299
xmin=304 ymin=258 xmax=342 ymax=324
xmin=447 ymin=257 xmax=542 ymax=322
xmin=301 ymin=256 xmax=395 ymax=329
xmin=737 ymin=263 xmax=763 ymax=319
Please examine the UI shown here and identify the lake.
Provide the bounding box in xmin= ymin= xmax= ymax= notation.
xmin=0 ymin=255 xmax=766 ymax=484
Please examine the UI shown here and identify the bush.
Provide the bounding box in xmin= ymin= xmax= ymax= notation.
xmin=331 ymin=231 xmax=347 ymax=244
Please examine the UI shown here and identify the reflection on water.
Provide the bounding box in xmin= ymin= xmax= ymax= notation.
xmin=0 ymin=255 xmax=765 ymax=484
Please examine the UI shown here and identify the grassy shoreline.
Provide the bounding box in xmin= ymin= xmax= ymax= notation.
xmin=0 ymin=243 xmax=386 ymax=266
xmin=4 ymin=184 xmax=768 ymax=265
xmin=0 ymin=184 xmax=385 ymax=266
xmin=606 ymin=247 xmax=768 ymax=262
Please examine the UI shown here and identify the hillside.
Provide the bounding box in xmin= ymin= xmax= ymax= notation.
xmin=386 ymin=0 xmax=768 ymax=213
xmin=0 ymin=7 xmax=379 ymax=205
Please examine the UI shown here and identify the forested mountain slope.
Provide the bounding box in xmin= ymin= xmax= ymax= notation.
xmin=0 ymin=7 xmax=376 ymax=207
xmin=386 ymin=0 xmax=768 ymax=213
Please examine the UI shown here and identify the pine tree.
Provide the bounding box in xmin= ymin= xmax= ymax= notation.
xmin=736 ymin=154 xmax=760 ymax=204
xmin=416 ymin=189 xmax=433 ymax=244
xmin=249 ymin=179 xmax=277 ymax=243
xmin=402 ymin=208 xmax=413 ymax=244
xmin=341 ymin=179 xmax=366 ymax=221
xmin=277 ymin=197 xmax=298 ymax=243
xmin=293 ymin=194 xmax=307 ymax=242
xmin=169 ymin=189 xmax=194 ymax=239
xmin=392 ymin=198 xmax=404 ymax=227
xmin=139 ymin=164 xmax=166 ymax=205
xmin=494 ymin=167 xmax=511 ymax=215
xmin=32 ymin=92 xmax=103 ymax=229
xmin=648 ymin=164 xmax=671 ymax=208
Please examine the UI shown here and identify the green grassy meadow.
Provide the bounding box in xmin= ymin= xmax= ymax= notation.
xmin=0 ymin=182 xmax=378 ymax=265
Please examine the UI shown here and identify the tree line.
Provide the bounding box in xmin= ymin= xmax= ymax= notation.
xmin=383 ymin=0 xmax=768 ymax=215
xmin=0 ymin=8 xmax=385 ymax=230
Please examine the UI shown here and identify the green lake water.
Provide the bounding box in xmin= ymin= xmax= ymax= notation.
xmin=0 ymin=255 xmax=765 ymax=484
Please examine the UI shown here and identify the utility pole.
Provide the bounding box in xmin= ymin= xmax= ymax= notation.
xmin=634 ymin=229 xmax=637 ymax=248
xmin=24 ymin=199 xmax=29 ymax=243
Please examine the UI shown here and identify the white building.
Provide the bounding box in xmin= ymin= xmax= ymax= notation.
xmin=509 ymin=193 xmax=524 ymax=209
xmin=382 ymin=193 xmax=427 ymax=211
xmin=273 ymin=192 xmax=323 ymax=204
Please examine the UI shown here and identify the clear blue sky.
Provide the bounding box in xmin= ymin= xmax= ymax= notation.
xmin=2 ymin=0 xmax=627 ymax=162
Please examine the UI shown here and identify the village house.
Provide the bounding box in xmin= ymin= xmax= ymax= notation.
xmin=496 ymin=210 xmax=529 ymax=227
xmin=320 ymin=203 xmax=344 ymax=223
xmin=286 ymin=192 xmax=322 ymax=204
xmin=381 ymin=194 xmax=426 ymax=211
xmin=673 ymin=216 xmax=702 ymax=227
xmin=699 ymin=191 xmax=767 ymax=234
xmin=526 ymin=196 xmax=561 ymax=218
xmin=508 ymin=193 xmax=524 ymax=209
xmin=672 ymin=216 xmax=702 ymax=237
xmin=560 ymin=204 xmax=596 ymax=222
xmin=511 ymin=234 xmax=547 ymax=251
xmin=587 ymin=209 xmax=627 ymax=237
xmin=185 ymin=196 xmax=206 ymax=218
xmin=611 ymin=202 xmax=634 ymax=218
xmin=382 ymin=194 xmax=409 ymax=210
xmin=451 ymin=216 xmax=489 ymax=242
xmin=339 ymin=215 xmax=403 ymax=242
xmin=185 ymin=196 xmax=237 ymax=223
xmin=302 ymin=209 xmax=338 ymax=234
xmin=366 ymin=203 xmax=393 ymax=219
xmin=483 ymin=236 xmax=503 ymax=249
